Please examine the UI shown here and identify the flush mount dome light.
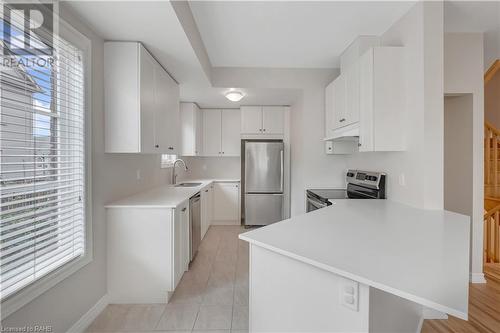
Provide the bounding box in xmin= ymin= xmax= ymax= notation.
xmin=225 ymin=90 xmax=245 ymax=102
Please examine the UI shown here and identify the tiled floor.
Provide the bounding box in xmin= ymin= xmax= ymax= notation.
xmin=87 ymin=226 xmax=249 ymax=333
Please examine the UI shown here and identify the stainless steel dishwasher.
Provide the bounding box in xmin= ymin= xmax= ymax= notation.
xmin=189 ymin=193 xmax=201 ymax=261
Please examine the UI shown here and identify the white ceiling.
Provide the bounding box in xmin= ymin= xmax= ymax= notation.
xmin=181 ymin=85 xmax=299 ymax=108
xmin=62 ymin=1 xmax=210 ymax=85
xmin=189 ymin=1 xmax=415 ymax=68
xmin=444 ymin=1 xmax=500 ymax=33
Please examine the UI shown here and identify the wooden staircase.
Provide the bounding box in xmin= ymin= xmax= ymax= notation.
xmin=484 ymin=122 xmax=500 ymax=272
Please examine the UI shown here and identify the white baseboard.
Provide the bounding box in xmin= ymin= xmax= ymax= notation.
xmin=67 ymin=294 xmax=108 ymax=333
xmin=422 ymin=307 xmax=448 ymax=319
xmin=470 ymin=272 xmax=487 ymax=284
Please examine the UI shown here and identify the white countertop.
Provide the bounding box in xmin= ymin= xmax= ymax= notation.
xmin=239 ymin=200 xmax=470 ymax=320
xmin=105 ymin=179 xmax=240 ymax=208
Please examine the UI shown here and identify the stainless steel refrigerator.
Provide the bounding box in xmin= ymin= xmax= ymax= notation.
xmin=242 ymin=140 xmax=284 ymax=226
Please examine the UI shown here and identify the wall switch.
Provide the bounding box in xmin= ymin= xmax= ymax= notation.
xmin=136 ymin=169 xmax=141 ymax=180
xmin=398 ymin=173 xmax=406 ymax=186
xmin=339 ymin=278 xmax=359 ymax=311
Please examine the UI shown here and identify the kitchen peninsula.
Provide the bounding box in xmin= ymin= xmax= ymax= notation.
xmin=239 ymin=200 xmax=470 ymax=333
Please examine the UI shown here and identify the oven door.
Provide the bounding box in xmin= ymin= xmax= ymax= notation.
xmin=306 ymin=196 xmax=328 ymax=212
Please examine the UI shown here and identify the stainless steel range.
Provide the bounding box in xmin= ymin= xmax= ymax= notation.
xmin=306 ymin=170 xmax=386 ymax=213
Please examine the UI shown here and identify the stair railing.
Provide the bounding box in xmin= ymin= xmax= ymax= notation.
xmin=485 ymin=121 xmax=500 ymax=186
xmin=484 ymin=203 xmax=500 ymax=263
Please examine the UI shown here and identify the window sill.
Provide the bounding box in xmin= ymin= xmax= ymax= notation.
xmin=0 ymin=254 xmax=93 ymax=319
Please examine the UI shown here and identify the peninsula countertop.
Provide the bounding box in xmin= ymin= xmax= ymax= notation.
xmin=239 ymin=199 xmax=470 ymax=320
xmin=105 ymin=179 xmax=240 ymax=209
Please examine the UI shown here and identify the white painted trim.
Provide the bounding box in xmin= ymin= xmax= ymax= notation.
xmin=416 ymin=315 xmax=424 ymax=333
xmin=470 ymin=272 xmax=487 ymax=284
xmin=67 ymin=294 xmax=108 ymax=333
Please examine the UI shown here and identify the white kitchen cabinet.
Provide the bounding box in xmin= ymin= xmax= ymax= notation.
xmin=212 ymin=182 xmax=240 ymax=224
xmin=241 ymin=106 xmax=262 ymax=134
xmin=202 ymin=109 xmax=241 ymax=156
xmin=262 ymin=106 xmax=285 ymax=134
xmin=180 ymin=102 xmax=203 ymax=156
xmin=343 ymin=62 xmax=360 ymax=126
xmin=221 ymin=109 xmax=241 ymax=156
xmin=201 ymin=186 xmax=211 ymax=240
xmin=358 ymin=47 xmax=405 ymax=152
xmin=106 ymin=202 xmax=189 ymax=303
xmin=173 ymin=201 xmax=189 ymax=288
xmin=332 ymin=76 xmax=346 ymax=130
xmin=241 ymin=106 xmax=285 ymax=135
xmin=203 ymin=109 xmax=222 ymax=156
xmin=104 ymin=42 xmax=179 ymax=154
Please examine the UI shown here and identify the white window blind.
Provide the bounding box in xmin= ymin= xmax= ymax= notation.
xmin=0 ymin=8 xmax=86 ymax=299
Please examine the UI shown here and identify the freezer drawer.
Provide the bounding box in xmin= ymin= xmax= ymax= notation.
xmin=245 ymin=141 xmax=284 ymax=193
xmin=245 ymin=194 xmax=283 ymax=226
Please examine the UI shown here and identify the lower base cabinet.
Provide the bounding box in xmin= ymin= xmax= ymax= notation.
xmin=106 ymin=201 xmax=189 ymax=304
xmin=201 ymin=184 xmax=213 ymax=240
xmin=212 ymin=182 xmax=240 ymax=224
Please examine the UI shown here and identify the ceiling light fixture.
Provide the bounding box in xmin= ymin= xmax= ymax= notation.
xmin=225 ymin=90 xmax=245 ymax=102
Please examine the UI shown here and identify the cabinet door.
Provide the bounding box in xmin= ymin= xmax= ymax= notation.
xmin=344 ymin=62 xmax=360 ymax=126
xmin=201 ymin=187 xmax=210 ymax=240
xmin=195 ymin=104 xmax=203 ymax=156
xmin=241 ymin=106 xmax=263 ymax=134
xmin=325 ymin=80 xmax=335 ymax=138
xmin=213 ymin=182 xmax=239 ymax=221
xmin=262 ymin=106 xmax=284 ymax=134
xmin=139 ymin=47 xmax=156 ymax=153
xmin=180 ymin=103 xmax=195 ymax=156
xmin=332 ymin=75 xmax=346 ymax=130
xmin=155 ymin=66 xmax=179 ymax=154
xmin=203 ymin=109 xmax=222 ymax=156
xmin=221 ymin=109 xmax=241 ymax=156
xmin=173 ymin=203 xmax=188 ymax=288
xmin=358 ymin=50 xmax=374 ymax=152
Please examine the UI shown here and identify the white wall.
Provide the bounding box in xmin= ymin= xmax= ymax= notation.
xmin=211 ymin=68 xmax=347 ymax=216
xmin=444 ymin=95 xmax=473 ymax=217
xmin=443 ymin=33 xmax=485 ymax=283
xmin=1 ymin=5 xmax=171 ymax=331
xmin=178 ymin=156 xmax=241 ymax=180
xmin=345 ymin=2 xmax=444 ymax=210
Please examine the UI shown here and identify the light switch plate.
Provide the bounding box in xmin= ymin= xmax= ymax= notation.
xmin=339 ymin=277 xmax=359 ymax=311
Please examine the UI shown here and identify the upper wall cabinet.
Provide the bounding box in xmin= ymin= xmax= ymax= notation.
xmin=203 ymin=109 xmax=241 ymax=157
xmin=241 ymin=106 xmax=285 ymax=135
xmin=358 ymin=47 xmax=406 ymax=152
xmin=180 ymin=102 xmax=203 ymax=156
xmin=104 ymin=42 xmax=179 ymax=153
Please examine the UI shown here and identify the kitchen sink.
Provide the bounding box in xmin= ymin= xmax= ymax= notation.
xmin=174 ymin=182 xmax=203 ymax=188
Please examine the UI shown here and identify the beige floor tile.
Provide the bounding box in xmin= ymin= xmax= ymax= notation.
xmin=155 ymin=303 xmax=199 ymax=331
xmin=231 ymin=306 xmax=249 ymax=330
xmin=202 ymin=283 xmax=234 ymax=305
xmin=194 ymin=305 xmax=233 ymax=330
xmin=233 ymin=281 xmax=249 ymax=307
xmin=119 ymin=304 xmax=165 ymax=331
xmin=192 ymin=330 xmax=230 ymax=333
xmin=86 ymin=304 xmax=130 ymax=332
xmin=231 ymin=330 xmax=249 ymax=333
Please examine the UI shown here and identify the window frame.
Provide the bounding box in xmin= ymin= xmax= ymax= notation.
xmin=0 ymin=15 xmax=93 ymax=319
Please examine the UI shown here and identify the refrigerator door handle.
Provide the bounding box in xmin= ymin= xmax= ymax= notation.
xmin=280 ymin=149 xmax=284 ymax=193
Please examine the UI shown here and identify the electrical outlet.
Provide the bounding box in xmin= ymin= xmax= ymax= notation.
xmin=136 ymin=169 xmax=141 ymax=180
xmin=339 ymin=277 xmax=359 ymax=311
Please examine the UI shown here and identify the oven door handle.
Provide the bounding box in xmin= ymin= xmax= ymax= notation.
xmin=307 ymin=196 xmax=328 ymax=208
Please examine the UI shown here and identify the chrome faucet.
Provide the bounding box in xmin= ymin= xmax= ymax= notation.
xmin=172 ymin=159 xmax=188 ymax=184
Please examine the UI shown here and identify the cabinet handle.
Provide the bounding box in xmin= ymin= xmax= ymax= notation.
xmin=155 ymin=144 xmax=159 ymax=148
xmin=339 ymin=118 xmax=346 ymax=123
xmin=259 ymin=129 xmax=262 ymax=132
xmin=263 ymin=128 xmax=266 ymax=132
xmin=205 ymin=190 xmax=209 ymax=193
xmin=222 ymin=151 xmax=225 ymax=154
xmin=181 ymin=207 xmax=187 ymax=212
xmin=168 ymin=146 xmax=174 ymax=150
xmin=358 ymin=143 xmax=362 ymax=147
